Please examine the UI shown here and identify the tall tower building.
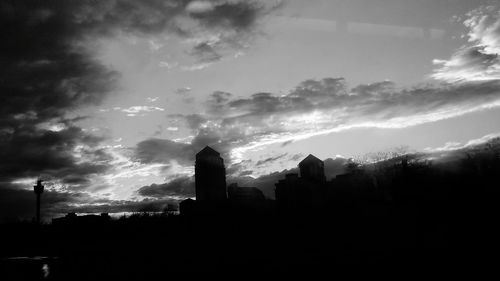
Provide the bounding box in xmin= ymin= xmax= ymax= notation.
xmin=195 ymin=146 xmax=227 ymax=202
xmin=298 ymin=154 xmax=326 ymax=183
xmin=33 ymin=179 xmax=44 ymax=224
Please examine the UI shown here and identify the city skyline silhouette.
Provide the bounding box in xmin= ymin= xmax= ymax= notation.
xmin=1 ymin=138 xmax=500 ymax=279
xmin=2 ymin=0 xmax=500 ymax=279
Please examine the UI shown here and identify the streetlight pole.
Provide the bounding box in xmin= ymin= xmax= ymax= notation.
xmin=34 ymin=179 xmax=44 ymax=224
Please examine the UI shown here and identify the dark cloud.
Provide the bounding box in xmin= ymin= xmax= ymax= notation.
xmin=290 ymin=153 xmax=304 ymax=161
xmin=218 ymin=78 xmax=500 ymax=124
xmin=0 ymin=125 xmax=110 ymax=182
xmin=138 ymin=176 xmax=195 ymax=198
xmin=185 ymin=114 xmax=207 ymax=129
xmin=238 ymin=170 xmax=253 ymax=177
xmin=187 ymin=0 xmax=265 ymax=30
xmin=256 ymin=153 xmax=288 ymax=166
xmin=225 ymin=159 xmax=252 ymax=176
xmin=0 ymin=0 xmax=276 ymax=220
xmin=133 ymin=127 xmax=235 ymax=166
xmin=190 ymin=42 xmax=222 ymax=63
xmin=210 ymin=91 xmax=233 ymax=104
xmin=134 ymin=138 xmax=194 ymax=165
xmin=208 ymin=91 xmax=233 ymax=114
xmin=281 ymin=140 xmax=294 ymax=147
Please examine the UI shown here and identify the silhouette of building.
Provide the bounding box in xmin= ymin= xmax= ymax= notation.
xmin=275 ymin=155 xmax=328 ymax=213
xmin=52 ymin=212 xmax=110 ymax=225
xmin=164 ymin=203 xmax=179 ymax=215
xmin=179 ymin=198 xmax=196 ymax=216
xmin=195 ymin=146 xmax=227 ymax=202
xmin=228 ymin=183 xmax=266 ymax=212
xmin=299 ymin=154 xmax=326 ymax=183
xmin=33 ymin=179 xmax=44 ymax=224
xmin=275 ymin=173 xmax=311 ymax=212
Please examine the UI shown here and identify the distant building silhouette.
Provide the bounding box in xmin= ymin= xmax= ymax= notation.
xmin=195 ymin=146 xmax=227 ymax=202
xmin=52 ymin=212 xmax=110 ymax=225
xmin=299 ymin=154 xmax=326 ymax=183
xmin=164 ymin=203 xmax=179 ymax=215
xmin=179 ymin=198 xmax=196 ymax=216
xmin=275 ymin=173 xmax=311 ymax=211
xmin=275 ymin=155 xmax=328 ymax=213
xmin=33 ymin=179 xmax=44 ymax=224
xmin=228 ymin=183 xmax=266 ymax=212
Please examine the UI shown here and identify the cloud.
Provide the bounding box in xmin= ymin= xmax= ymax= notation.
xmin=433 ymin=5 xmax=500 ymax=82
xmin=190 ymin=41 xmax=223 ymax=63
xmin=178 ymin=0 xmax=282 ymax=67
xmin=134 ymin=138 xmax=194 ymax=165
xmin=186 ymin=1 xmax=215 ymax=14
xmin=174 ymin=87 xmax=193 ymax=95
xmin=132 ymin=131 xmax=235 ymax=171
xmin=158 ymin=61 xmax=179 ymax=69
xmin=160 ymin=7 xmax=500 ymax=168
xmin=131 ymin=125 xmax=243 ymax=177
xmin=104 ymin=106 xmax=165 ymax=116
xmin=0 ymin=0 xmax=278 ymax=220
xmin=185 ymin=0 xmax=269 ymax=30
xmin=138 ymin=176 xmax=195 ymax=198
xmin=256 ymin=153 xmax=288 ymax=166
xmin=170 ymin=113 xmax=207 ymax=130
xmin=169 ymin=77 xmax=500 ymax=163
xmin=424 ymin=132 xmax=500 ymax=153
xmin=0 ymin=125 xmax=111 ymax=182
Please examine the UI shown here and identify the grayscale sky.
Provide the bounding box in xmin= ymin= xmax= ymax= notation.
xmin=2 ymin=0 xmax=500 ymax=219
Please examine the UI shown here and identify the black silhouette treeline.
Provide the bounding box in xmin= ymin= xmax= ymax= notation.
xmin=2 ymin=144 xmax=500 ymax=279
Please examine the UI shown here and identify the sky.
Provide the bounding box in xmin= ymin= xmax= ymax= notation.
xmin=1 ymin=0 xmax=500 ymax=220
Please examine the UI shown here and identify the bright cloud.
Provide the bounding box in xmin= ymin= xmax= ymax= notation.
xmin=433 ymin=5 xmax=500 ymax=82
xmin=424 ymin=132 xmax=500 ymax=152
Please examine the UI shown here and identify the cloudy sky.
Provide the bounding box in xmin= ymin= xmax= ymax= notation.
xmin=2 ymin=0 xmax=500 ymax=220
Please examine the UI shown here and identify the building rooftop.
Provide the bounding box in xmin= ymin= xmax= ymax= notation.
xmin=196 ymin=146 xmax=220 ymax=157
xmin=298 ymin=154 xmax=323 ymax=166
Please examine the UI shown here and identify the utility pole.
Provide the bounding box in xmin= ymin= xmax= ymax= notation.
xmin=33 ymin=179 xmax=44 ymax=224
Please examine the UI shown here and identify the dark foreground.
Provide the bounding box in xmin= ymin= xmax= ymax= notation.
xmin=0 ymin=205 xmax=499 ymax=280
